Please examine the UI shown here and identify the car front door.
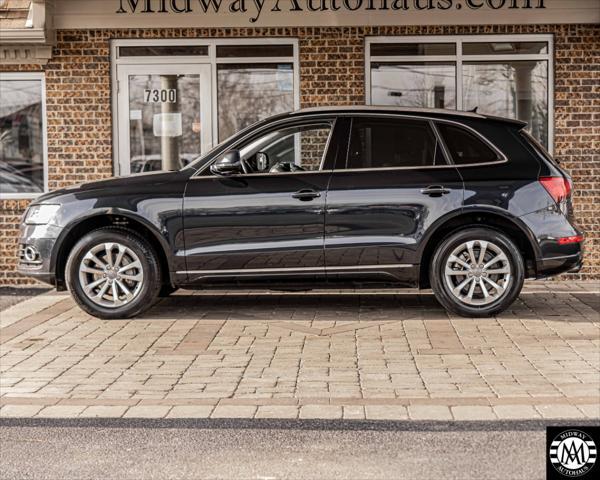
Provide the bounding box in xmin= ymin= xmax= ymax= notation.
xmin=182 ymin=118 xmax=343 ymax=285
xmin=324 ymin=115 xmax=464 ymax=285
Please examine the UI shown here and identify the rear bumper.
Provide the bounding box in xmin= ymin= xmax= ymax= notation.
xmin=518 ymin=208 xmax=584 ymax=278
xmin=536 ymin=252 xmax=583 ymax=278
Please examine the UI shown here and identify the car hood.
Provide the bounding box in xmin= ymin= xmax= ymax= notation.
xmin=34 ymin=170 xmax=190 ymax=204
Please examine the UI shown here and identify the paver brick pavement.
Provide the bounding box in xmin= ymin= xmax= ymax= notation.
xmin=1 ymin=282 xmax=598 ymax=420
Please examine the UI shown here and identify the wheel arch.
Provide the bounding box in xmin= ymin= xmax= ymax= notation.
xmin=53 ymin=210 xmax=173 ymax=291
xmin=418 ymin=207 xmax=540 ymax=289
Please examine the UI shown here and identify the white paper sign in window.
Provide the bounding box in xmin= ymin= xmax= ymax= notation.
xmin=153 ymin=113 xmax=182 ymax=137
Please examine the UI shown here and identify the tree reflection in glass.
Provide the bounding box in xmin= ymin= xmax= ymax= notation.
xmin=217 ymin=64 xmax=294 ymax=142
xmin=0 ymin=79 xmax=44 ymax=194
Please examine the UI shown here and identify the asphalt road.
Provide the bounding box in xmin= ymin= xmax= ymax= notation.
xmin=3 ymin=419 xmax=598 ymax=480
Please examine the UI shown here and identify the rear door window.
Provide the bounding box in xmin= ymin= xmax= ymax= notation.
xmin=437 ymin=123 xmax=500 ymax=165
xmin=346 ymin=118 xmax=446 ymax=169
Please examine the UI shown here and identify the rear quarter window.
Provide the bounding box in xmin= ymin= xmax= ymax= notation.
xmin=437 ymin=123 xmax=500 ymax=165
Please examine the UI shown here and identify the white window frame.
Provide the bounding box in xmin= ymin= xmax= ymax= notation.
xmin=365 ymin=35 xmax=555 ymax=154
xmin=0 ymin=72 xmax=48 ymax=199
xmin=111 ymin=38 xmax=300 ymax=176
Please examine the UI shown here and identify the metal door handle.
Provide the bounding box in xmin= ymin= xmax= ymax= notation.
xmin=292 ymin=189 xmax=321 ymax=201
xmin=421 ymin=185 xmax=451 ymax=196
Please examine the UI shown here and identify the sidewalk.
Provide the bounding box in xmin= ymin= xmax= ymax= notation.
xmin=1 ymin=282 xmax=598 ymax=421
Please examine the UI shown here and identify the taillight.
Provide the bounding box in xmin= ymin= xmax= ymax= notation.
xmin=557 ymin=235 xmax=584 ymax=245
xmin=540 ymin=176 xmax=571 ymax=204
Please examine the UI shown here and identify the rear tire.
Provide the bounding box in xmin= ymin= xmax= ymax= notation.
xmin=65 ymin=227 xmax=161 ymax=319
xmin=430 ymin=228 xmax=524 ymax=317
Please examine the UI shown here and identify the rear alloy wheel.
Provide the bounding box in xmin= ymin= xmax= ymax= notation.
xmin=430 ymin=228 xmax=524 ymax=317
xmin=66 ymin=228 xmax=161 ymax=319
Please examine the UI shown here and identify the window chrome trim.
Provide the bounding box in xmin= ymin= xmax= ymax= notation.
xmin=190 ymin=110 xmax=508 ymax=179
xmin=177 ymin=263 xmax=413 ymax=275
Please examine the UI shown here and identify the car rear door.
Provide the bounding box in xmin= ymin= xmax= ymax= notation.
xmin=324 ymin=115 xmax=464 ymax=285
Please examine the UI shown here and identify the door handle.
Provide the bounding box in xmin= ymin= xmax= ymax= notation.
xmin=421 ymin=185 xmax=451 ymax=196
xmin=292 ymin=189 xmax=321 ymax=201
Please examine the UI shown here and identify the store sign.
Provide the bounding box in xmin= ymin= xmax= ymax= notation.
xmin=53 ymin=0 xmax=597 ymax=29
xmin=116 ymin=0 xmax=546 ymax=24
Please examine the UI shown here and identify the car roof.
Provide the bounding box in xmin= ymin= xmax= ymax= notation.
xmin=289 ymin=106 xmax=527 ymax=127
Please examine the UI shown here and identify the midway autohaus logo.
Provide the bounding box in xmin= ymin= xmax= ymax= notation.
xmin=116 ymin=0 xmax=546 ymax=23
xmin=547 ymin=427 xmax=599 ymax=479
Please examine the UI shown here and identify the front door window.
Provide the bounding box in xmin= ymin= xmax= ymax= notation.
xmin=239 ymin=123 xmax=333 ymax=174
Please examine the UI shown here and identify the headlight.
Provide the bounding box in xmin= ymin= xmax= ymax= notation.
xmin=25 ymin=205 xmax=61 ymax=225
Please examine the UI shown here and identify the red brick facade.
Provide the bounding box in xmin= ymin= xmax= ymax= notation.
xmin=1 ymin=24 xmax=598 ymax=284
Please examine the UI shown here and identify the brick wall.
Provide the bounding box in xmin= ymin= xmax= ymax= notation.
xmin=1 ymin=24 xmax=598 ymax=284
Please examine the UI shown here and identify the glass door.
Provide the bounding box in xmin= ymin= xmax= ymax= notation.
xmin=116 ymin=64 xmax=212 ymax=175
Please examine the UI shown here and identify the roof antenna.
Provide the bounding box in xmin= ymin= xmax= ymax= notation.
xmin=468 ymin=106 xmax=478 ymax=113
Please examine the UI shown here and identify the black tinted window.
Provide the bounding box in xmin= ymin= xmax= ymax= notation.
xmin=437 ymin=124 xmax=499 ymax=165
xmin=347 ymin=118 xmax=442 ymax=169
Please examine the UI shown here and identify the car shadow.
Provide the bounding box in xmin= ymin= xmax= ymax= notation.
xmin=141 ymin=291 xmax=446 ymax=321
xmin=132 ymin=290 xmax=599 ymax=323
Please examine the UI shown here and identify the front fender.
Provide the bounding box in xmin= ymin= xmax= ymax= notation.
xmin=51 ymin=208 xmax=177 ymax=285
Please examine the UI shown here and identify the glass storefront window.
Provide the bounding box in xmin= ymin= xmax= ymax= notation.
xmin=217 ymin=63 xmax=295 ymax=142
xmin=463 ymin=60 xmax=548 ymax=147
xmin=119 ymin=45 xmax=209 ymax=57
xmin=0 ymin=75 xmax=46 ymax=196
xmin=370 ymin=43 xmax=456 ymax=56
xmin=368 ymin=36 xmax=553 ymax=150
xmin=462 ymin=42 xmax=548 ymax=55
xmin=371 ymin=63 xmax=456 ymax=109
xmin=216 ymin=44 xmax=294 ymax=58
xmin=114 ymin=41 xmax=298 ymax=175
xmin=128 ymin=74 xmax=203 ymax=172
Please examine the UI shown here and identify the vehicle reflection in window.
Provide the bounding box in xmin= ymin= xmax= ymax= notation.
xmin=0 ymin=79 xmax=45 ymax=194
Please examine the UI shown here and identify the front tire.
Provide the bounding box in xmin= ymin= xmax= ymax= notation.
xmin=430 ymin=228 xmax=524 ymax=317
xmin=65 ymin=227 xmax=161 ymax=319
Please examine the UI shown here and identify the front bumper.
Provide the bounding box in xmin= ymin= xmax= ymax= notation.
xmin=17 ymin=223 xmax=61 ymax=287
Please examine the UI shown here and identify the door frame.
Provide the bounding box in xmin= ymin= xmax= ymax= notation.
xmin=111 ymin=38 xmax=300 ymax=176
xmin=115 ymin=63 xmax=213 ymax=176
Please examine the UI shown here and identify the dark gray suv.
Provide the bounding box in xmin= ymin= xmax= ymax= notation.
xmin=18 ymin=107 xmax=584 ymax=319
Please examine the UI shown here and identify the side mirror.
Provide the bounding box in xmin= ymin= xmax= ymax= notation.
xmin=210 ymin=150 xmax=243 ymax=176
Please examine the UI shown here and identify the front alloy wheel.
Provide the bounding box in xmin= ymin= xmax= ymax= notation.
xmin=430 ymin=228 xmax=524 ymax=317
xmin=66 ymin=228 xmax=161 ymax=319
xmin=78 ymin=242 xmax=144 ymax=308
